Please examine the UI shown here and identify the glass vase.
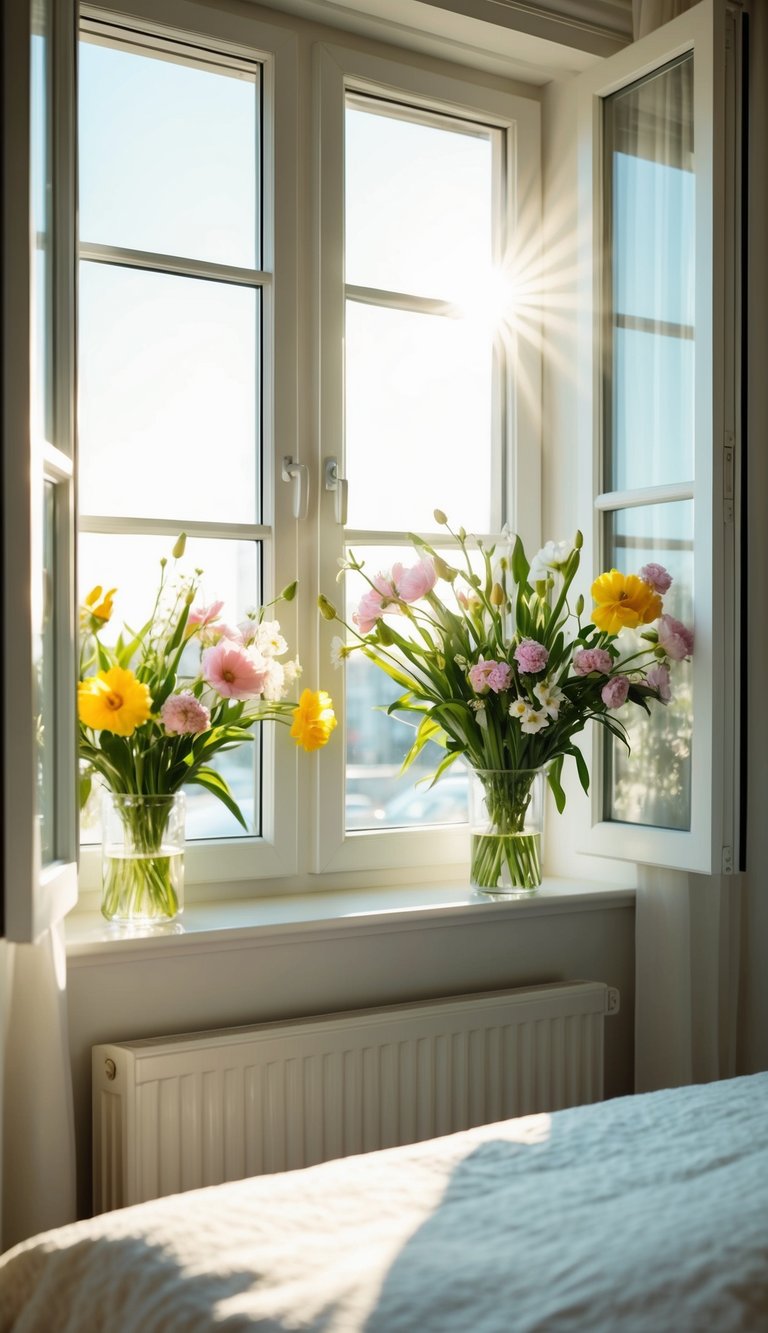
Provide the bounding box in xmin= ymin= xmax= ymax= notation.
xmin=101 ymin=791 xmax=186 ymax=924
xmin=468 ymin=768 xmax=546 ymax=893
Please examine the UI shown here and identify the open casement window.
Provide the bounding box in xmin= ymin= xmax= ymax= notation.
xmin=314 ymin=43 xmax=541 ymax=875
xmin=578 ymin=0 xmax=743 ymax=874
xmin=76 ymin=5 xmax=300 ymax=892
xmin=2 ymin=0 xmax=78 ymax=939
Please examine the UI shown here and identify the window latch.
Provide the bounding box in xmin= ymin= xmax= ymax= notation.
xmin=324 ymin=457 xmax=348 ymax=526
xmin=281 ymin=457 xmax=310 ymax=520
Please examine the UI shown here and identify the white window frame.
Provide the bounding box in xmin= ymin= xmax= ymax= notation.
xmin=312 ymin=42 xmax=542 ymax=876
xmin=3 ymin=0 xmax=79 ymax=941
xmin=576 ymin=0 xmax=742 ymax=875
xmin=76 ymin=0 xmax=302 ymax=893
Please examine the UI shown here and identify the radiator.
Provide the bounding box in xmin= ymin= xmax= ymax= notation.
xmin=92 ymin=980 xmax=619 ymax=1213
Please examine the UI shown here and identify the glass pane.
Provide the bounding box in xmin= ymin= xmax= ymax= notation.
xmin=345 ymin=101 xmax=493 ymax=300
xmin=612 ymin=327 xmax=694 ymax=490
xmin=606 ymin=55 xmax=695 ymax=489
xmin=345 ymin=302 xmax=492 ymax=532
xmin=604 ymin=501 xmax=693 ymax=831
xmin=37 ymin=482 xmax=57 ymax=864
xmin=79 ymin=534 xmax=261 ymax=842
xmin=343 ymin=545 xmax=469 ymax=832
xmin=79 ymin=38 xmax=259 ymax=268
xmin=78 ymin=263 xmax=259 ymax=523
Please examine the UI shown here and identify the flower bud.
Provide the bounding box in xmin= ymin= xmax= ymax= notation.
xmin=433 ymin=508 xmax=448 ymax=525
xmin=490 ymin=582 xmax=505 ymax=606
xmin=458 ymin=527 xmax=466 ymax=542
xmin=281 ymin=580 xmax=298 ymax=603
xmin=575 ymin=594 xmax=584 ymax=616
xmin=317 ymin=594 xmax=337 ymax=621
xmin=433 ymin=554 xmax=456 ymax=582
xmin=574 ymin=530 xmax=584 ymax=550
xmin=171 ymin=532 xmax=187 ymax=560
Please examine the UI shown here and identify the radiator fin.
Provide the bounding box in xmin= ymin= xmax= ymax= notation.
xmin=93 ymin=981 xmax=618 ymax=1211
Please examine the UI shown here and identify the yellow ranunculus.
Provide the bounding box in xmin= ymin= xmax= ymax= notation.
xmin=82 ymin=584 xmax=117 ymax=623
xmin=290 ymin=688 xmax=337 ymax=752
xmin=78 ymin=666 xmax=152 ymax=736
xmin=591 ymin=569 xmax=662 ymax=635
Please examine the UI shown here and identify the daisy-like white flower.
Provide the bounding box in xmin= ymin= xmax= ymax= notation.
xmin=534 ymin=680 xmax=564 ymax=719
xmin=528 ymin=539 xmax=571 ymax=586
xmin=521 ymin=707 xmax=549 ymax=735
xmin=330 ymin=635 xmax=350 ymax=669
xmin=508 ymin=697 xmax=527 ymax=720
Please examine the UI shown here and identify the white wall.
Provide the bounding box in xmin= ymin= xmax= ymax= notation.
xmin=67 ymin=899 xmax=634 ymax=1217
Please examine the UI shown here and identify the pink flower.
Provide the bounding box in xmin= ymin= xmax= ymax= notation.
xmin=161 ymin=691 xmax=211 ymax=735
xmin=352 ymin=573 xmax=394 ymax=634
xmin=202 ymin=641 xmax=270 ymax=700
xmin=393 ymin=556 xmax=437 ymax=604
xmin=514 ymin=639 xmax=549 ymax=674
xmin=646 ymin=663 xmax=672 ymax=704
xmin=187 ymin=600 xmax=224 ymax=631
xmin=657 ymin=614 xmax=694 ymax=661
xmin=572 ymin=647 xmax=613 ymax=676
xmin=601 ymin=676 xmax=630 ymax=709
xmin=639 ymin=563 xmax=673 ymax=595
xmin=468 ymin=658 xmax=512 ymax=694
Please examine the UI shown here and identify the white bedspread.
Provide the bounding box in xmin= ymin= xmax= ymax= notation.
xmin=1 ymin=1072 xmax=766 ymax=1332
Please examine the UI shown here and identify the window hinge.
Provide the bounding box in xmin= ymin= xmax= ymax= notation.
xmin=723 ymin=434 xmax=735 ymax=522
xmin=722 ymin=845 xmax=734 ymax=875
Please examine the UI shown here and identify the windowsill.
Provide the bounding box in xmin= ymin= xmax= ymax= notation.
xmin=65 ymin=877 xmax=636 ymax=962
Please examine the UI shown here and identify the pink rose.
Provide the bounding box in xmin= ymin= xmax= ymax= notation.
xmin=202 ymin=641 xmax=270 ymax=700
xmin=160 ymin=691 xmax=211 ymax=735
xmin=657 ymin=614 xmax=694 ymax=661
xmin=514 ymin=639 xmax=549 ymax=674
xmin=639 ymin=563 xmax=673 ymax=595
xmin=601 ymin=676 xmax=630 ymax=709
xmin=646 ymin=663 xmax=672 ymax=704
xmin=393 ymin=556 xmax=437 ymax=604
xmin=572 ymin=647 xmax=613 ymax=676
xmin=468 ymin=658 xmax=512 ymax=694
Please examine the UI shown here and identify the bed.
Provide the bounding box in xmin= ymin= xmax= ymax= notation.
xmin=0 ymin=1072 xmax=766 ymax=1332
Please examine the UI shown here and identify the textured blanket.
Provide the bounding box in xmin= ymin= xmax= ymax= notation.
xmin=0 ymin=1073 xmax=766 ymax=1332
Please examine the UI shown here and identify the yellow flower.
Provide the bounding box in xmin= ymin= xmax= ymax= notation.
xmin=82 ymin=584 xmax=117 ymax=624
xmin=290 ymin=689 xmax=337 ymax=752
xmin=591 ymin=569 xmax=662 ymax=635
xmin=78 ymin=666 xmax=152 ymax=736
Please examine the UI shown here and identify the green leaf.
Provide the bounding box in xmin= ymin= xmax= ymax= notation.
xmin=572 ymin=745 xmax=590 ymax=794
xmin=548 ymin=754 xmax=566 ymax=813
xmin=79 ymin=773 xmax=92 ymax=810
xmin=186 ymin=766 xmax=247 ymax=829
xmin=510 ymin=535 xmax=530 ymax=587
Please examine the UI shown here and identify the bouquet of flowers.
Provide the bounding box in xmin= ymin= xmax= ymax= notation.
xmin=320 ymin=511 xmax=692 ymax=890
xmin=79 ymin=536 xmax=336 ymax=920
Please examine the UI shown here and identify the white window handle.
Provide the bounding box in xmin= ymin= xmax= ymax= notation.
xmin=324 ymin=457 xmax=348 ymax=525
xmin=281 ymin=457 xmax=310 ymax=520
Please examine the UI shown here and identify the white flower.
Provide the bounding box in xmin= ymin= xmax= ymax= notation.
xmin=534 ymin=680 xmax=564 ymax=719
xmin=528 ymin=539 xmax=571 ymax=586
xmin=508 ymin=697 xmax=527 ymax=720
xmin=521 ymin=707 xmax=549 ymax=734
xmin=330 ymin=635 xmax=348 ymax=669
xmin=283 ymin=657 xmax=302 ymax=686
xmin=260 ymin=658 xmax=286 ymax=701
xmin=253 ymin=620 xmax=288 ymax=657
xmin=470 ymin=699 xmax=488 ymax=728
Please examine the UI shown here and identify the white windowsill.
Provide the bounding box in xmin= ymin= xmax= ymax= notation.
xmin=65 ymin=877 xmax=636 ymax=963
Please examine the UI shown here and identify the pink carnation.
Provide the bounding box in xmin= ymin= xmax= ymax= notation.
xmin=202 ymin=641 xmax=270 ymax=700
xmin=468 ymin=658 xmax=512 ymax=694
xmin=187 ymin=600 xmax=224 ymax=630
xmin=393 ymin=556 xmax=437 ymax=604
xmin=161 ymin=691 xmax=211 ymax=736
xmin=601 ymin=676 xmax=630 ymax=709
xmin=639 ymin=563 xmax=673 ymax=595
xmin=657 ymin=614 xmax=694 ymax=661
xmin=572 ymin=647 xmax=613 ymax=676
xmin=514 ymin=639 xmax=549 ymax=674
xmin=646 ymin=663 xmax=672 ymax=704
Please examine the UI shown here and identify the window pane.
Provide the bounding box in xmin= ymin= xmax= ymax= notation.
xmin=345 ymin=302 xmax=492 ymax=532
xmin=345 ymin=102 xmax=493 ymax=300
xmin=604 ymin=501 xmax=693 ymax=831
xmin=31 ymin=9 xmax=53 ymax=447
xmin=79 ymin=263 xmax=259 ymax=523
xmin=343 ymin=545 xmax=469 ymax=832
xmin=79 ymin=38 xmax=259 ymax=268
xmin=606 ymin=55 xmax=694 ymax=490
xmin=78 ymin=534 xmax=261 ymax=842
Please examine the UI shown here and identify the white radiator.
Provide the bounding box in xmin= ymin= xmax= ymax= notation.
xmin=92 ymin=980 xmax=619 ymax=1213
